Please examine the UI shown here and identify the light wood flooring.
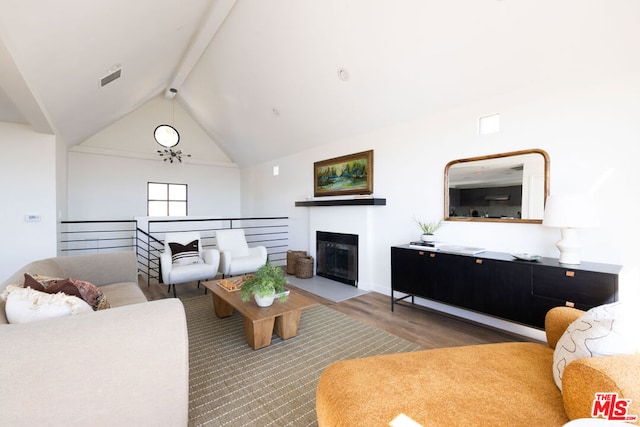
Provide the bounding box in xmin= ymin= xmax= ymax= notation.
xmin=140 ymin=274 xmax=537 ymax=349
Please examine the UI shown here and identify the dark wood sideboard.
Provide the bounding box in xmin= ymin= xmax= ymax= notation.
xmin=391 ymin=245 xmax=622 ymax=329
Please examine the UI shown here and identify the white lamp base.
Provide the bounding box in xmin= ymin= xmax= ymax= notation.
xmin=556 ymin=227 xmax=582 ymax=265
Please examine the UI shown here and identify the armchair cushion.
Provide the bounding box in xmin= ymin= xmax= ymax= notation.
xmin=226 ymin=249 xmax=264 ymax=274
xmin=216 ymin=229 xmax=267 ymax=276
xmin=161 ymin=232 xmax=220 ymax=287
xmin=167 ymin=261 xmax=218 ymax=284
xmin=216 ymin=229 xmax=249 ymax=257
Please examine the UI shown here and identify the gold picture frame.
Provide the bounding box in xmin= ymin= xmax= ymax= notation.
xmin=314 ymin=150 xmax=374 ymax=197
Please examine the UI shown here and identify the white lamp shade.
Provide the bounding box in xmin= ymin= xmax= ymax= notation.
xmin=543 ymin=194 xmax=600 ymax=228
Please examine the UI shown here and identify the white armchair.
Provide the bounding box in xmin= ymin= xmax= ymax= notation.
xmin=216 ymin=229 xmax=268 ymax=277
xmin=160 ymin=231 xmax=219 ymax=297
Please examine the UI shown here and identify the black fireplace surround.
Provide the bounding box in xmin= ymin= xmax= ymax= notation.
xmin=316 ymin=231 xmax=358 ymax=286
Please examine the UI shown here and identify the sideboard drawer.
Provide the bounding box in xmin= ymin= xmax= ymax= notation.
xmin=532 ymin=266 xmax=617 ymax=306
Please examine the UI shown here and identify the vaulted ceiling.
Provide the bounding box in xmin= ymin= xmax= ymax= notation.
xmin=1 ymin=0 xmax=638 ymax=167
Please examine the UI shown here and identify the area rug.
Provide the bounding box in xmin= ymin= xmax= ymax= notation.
xmin=183 ymin=295 xmax=422 ymax=426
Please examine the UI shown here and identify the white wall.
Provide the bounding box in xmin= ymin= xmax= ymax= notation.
xmin=241 ymin=73 xmax=640 ymax=340
xmin=67 ymin=152 xmax=241 ymax=219
xmin=66 ymin=95 xmax=242 ymax=220
xmin=0 ymin=122 xmax=57 ymax=283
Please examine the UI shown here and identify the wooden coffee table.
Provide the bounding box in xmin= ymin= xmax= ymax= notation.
xmin=202 ymin=279 xmax=318 ymax=350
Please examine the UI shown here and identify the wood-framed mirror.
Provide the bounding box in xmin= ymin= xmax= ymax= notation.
xmin=444 ymin=149 xmax=550 ymax=224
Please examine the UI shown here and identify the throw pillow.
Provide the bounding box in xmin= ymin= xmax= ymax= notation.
xmin=24 ymin=273 xmax=111 ymax=311
xmin=553 ymin=302 xmax=640 ymax=391
xmin=169 ymin=240 xmax=203 ymax=265
xmin=1 ymin=284 xmax=93 ymax=324
xmin=24 ymin=273 xmax=83 ymax=298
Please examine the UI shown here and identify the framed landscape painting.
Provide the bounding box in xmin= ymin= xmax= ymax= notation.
xmin=314 ymin=150 xmax=373 ymax=197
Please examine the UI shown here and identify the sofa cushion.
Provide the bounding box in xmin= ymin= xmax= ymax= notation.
xmin=169 ymin=240 xmax=202 ymax=265
xmin=99 ymin=282 xmax=147 ymax=307
xmin=1 ymin=284 xmax=92 ymax=324
xmin=553 ymin=302 xmax=640 ymax=391
xmin=25 ymin=274 xmax=110 ymax=311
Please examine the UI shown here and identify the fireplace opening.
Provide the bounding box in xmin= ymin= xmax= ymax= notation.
xmin=316 ymin=231 xmax=358 ymax=287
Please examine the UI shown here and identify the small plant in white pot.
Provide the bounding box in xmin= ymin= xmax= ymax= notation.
xmin=240 ymin=261 xmax=289 ymax=307
xmin=415 ymin=218 xmax=443 ymax=242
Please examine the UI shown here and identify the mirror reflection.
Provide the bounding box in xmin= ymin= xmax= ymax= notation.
xmin=445 ymin=149 xmax=549 ymax=223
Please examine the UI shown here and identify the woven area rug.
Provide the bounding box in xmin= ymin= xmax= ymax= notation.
xmin=184 ymin=295 xmax=423 ymax=426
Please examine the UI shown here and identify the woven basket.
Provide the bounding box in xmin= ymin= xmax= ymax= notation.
xmin=295 ymin=256 xmax=314 ymax=279
xmin=286 ymin=250 xmax=307 ymax=275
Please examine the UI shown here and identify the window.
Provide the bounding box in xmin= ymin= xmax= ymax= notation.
xmin=148 ymin=182 xmax=188 ymax=216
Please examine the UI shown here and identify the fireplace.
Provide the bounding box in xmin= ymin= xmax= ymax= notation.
xmin=316 ymin=231 xmax=358 ymax=286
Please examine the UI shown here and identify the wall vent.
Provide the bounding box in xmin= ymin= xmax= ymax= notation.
xmin=100 ymin=68 xmax=121 ymax=87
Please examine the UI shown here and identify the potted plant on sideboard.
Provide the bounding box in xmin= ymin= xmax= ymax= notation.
xmin=240 ymin=261 xmax=289 ymax=307
xmin=415 ymin=218 xmax=443 ymax=242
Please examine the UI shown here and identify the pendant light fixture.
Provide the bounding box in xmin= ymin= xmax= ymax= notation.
xmin=155 ymin=88 xmax=190 ymax=163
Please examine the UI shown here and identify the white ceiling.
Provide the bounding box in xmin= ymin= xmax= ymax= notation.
xmin=1 ymin=0 xmax=638 ymax=167
xmin=0 ymin=85 xmax=26 ymax=124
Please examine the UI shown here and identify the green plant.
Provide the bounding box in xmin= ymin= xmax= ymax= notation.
xmin=240 ymin=261 xmax=288 ymax=302
xmin=415 ymin=218 xmax=443 ymax=234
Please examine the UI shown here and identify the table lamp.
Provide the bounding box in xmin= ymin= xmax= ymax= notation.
xmin=542 ymin=194 xmax=599 ymax=264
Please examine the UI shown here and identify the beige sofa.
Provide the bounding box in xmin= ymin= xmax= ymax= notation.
xmin=0 ymin=252 xmax=189 ymax=427
xmin=316 ymin=306 xmax=640 ymax=426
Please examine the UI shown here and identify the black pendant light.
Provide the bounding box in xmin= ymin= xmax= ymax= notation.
xmin=155 ymin=88 xmax=190 ymax=163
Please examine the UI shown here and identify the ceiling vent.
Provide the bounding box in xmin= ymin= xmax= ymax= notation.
xmin=100 ymin=67 xmax=121 ymax=87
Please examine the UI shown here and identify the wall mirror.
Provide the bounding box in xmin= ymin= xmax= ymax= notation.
xmin=444 ymin=149 xmax=549 ymax=223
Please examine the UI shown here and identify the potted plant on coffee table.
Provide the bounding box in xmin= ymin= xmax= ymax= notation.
xmin=240 ymin=261 xmax=289 ymax=307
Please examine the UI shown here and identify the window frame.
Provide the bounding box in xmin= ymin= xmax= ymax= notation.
xmin=147 ymin=182 xmax=188 ymax=217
